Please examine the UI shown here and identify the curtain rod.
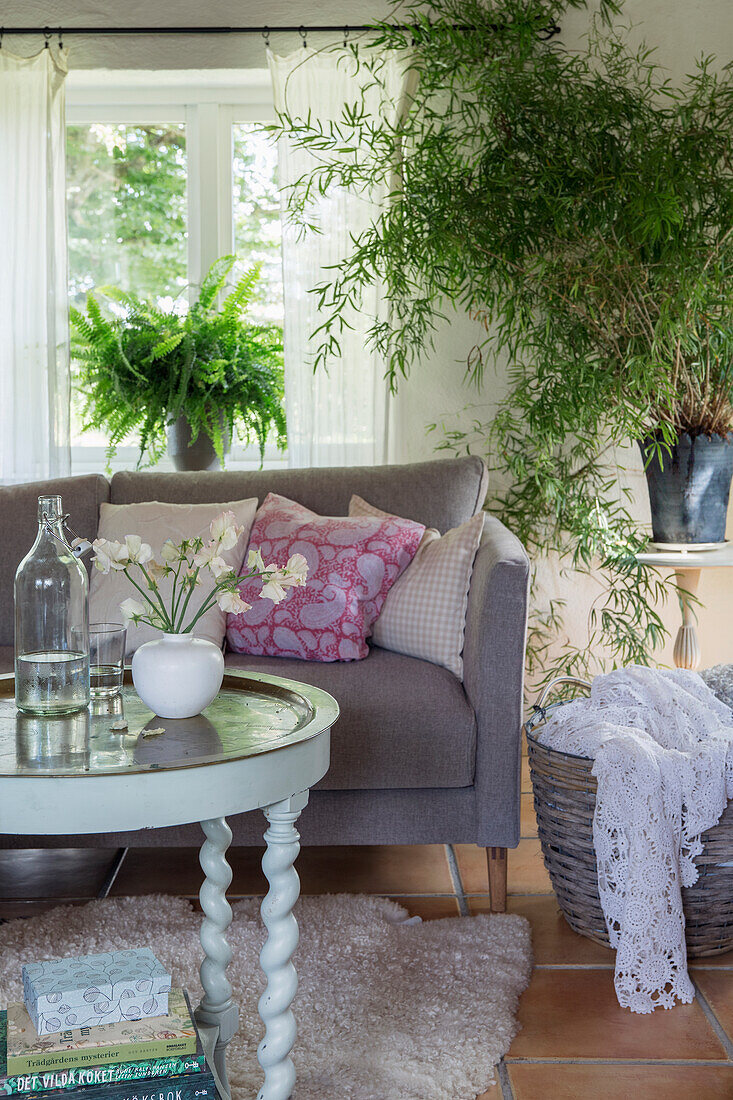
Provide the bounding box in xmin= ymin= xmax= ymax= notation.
xmin=0 ymin=23 xmax=561 ymax=39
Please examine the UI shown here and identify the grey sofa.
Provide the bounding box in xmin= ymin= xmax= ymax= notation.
xmin=0 ymin=457 xmax=529 ymax=910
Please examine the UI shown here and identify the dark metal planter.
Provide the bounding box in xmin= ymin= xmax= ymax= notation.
xmin=167 ymin=413 xmax=230 ymax=472
xmin=639 ymin=431 xmax=733 ymax=545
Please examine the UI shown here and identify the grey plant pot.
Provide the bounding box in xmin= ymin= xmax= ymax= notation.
xmin=167 ymin=413 xmax=230 ymax=472
xmin=639 ymin=431 xmax=733 ymax=545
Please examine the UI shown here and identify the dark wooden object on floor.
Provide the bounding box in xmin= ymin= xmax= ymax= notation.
xmin=487 ymin=846 xmax=507 ymax=912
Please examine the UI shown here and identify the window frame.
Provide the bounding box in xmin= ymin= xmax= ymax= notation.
xmin=65 ymin=70 xmax=285 ymax=475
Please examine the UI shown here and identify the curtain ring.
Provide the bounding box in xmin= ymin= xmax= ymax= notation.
xmin=0 ymin=29 xmax=4 ymax=49
xmin=58 ymin=29 xmax=64 ymax=49
xmin=299 ymin=26 xmax=307 ymax=49
xmin=343 ymin=27 xmax=350 ymax=48
xmin=43 ymin=26 xmax=52 ymax=48
xmin=262 ymin=26 xmax=270 ymax=47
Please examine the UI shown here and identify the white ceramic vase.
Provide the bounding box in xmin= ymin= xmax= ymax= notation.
xmin=131 ymin=633 xmax=225 ymax=719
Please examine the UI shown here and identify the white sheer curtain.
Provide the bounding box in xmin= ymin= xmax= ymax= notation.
xmin=269 ymin=47 xmax=411 ymax=468
xmin=0 ymin=47 xmax=70 ymax=483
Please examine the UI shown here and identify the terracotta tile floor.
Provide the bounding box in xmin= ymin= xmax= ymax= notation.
xmin=2 ymin=765 xmax=733 ymax=1099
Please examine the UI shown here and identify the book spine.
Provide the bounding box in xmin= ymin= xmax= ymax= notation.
xmin=4 ymin=1070 xmax=219 ymax=1100
xmin=7 ymin=1038 xmax=197 ymax=1078
xmin=1 ymin=1055 xmax=207 ymax=1096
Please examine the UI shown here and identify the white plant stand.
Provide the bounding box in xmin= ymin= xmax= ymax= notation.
xmin=0 ymin=670 xmax=338 ymax=1100
xmin=637 ymin=544 xmax=733 ymax=669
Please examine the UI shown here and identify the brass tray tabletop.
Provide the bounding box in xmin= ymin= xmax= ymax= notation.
xmin=0 ymin=670 xmax=339 ymax=779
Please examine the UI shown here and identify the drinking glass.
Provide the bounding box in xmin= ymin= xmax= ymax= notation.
xmin=89 ymin=623 xmax=126 ymax=698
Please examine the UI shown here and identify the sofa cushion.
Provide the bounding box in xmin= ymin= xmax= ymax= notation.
xmin=110 ymin=456 xmax=488 ymax=535
xmin=227 ymin=493 xmax=424 ymax=662
xmin=0 ymin=475 xmax=110 ymax=646
xmin=224 ymin=645 xmax=476 ymax=790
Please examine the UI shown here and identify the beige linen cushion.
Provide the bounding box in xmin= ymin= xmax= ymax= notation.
xmin=90 ymin=498 xmax=257 ymax=654
xmin=349 ymin=494 xmax=485 ymax=679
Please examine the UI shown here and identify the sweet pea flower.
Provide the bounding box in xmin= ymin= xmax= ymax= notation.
xmin=260 ymin=554 xmax=309 ymax=604
xmin=217 ymin=590 xmax=251 ymax=614
xmin=193 ymin=541 xmax=233 ymax=579
xmin=160 ymin=539 xmax=179 ymax=562
xmin=260 ymin=572 xmax=288 ymax=604
xmin=124 ymin=534 xmax=154 ymax=565
xmin=247 ymin=547 xmax=266 ymax=572
xmin=92 ymin=538 xmax=129 ymax=574
xmin=120 ymin=597 xmax=146 ymax=623
xmin=210 ymin=511 xmax=244 ymax=552
xmin=284 ymin=553 xmax=308 ymax=587
xmin=210 ymin=557 xmax=234 ymax=580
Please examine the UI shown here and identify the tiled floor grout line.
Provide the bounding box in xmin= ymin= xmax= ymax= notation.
xmin=505 ymin=1056 xmax=733 ymax=1065
xmin=692 ymin=976 xmax=733 ymax=1060
xmin=496 ymin=1058 xmax=515 ymax=1099
xmin=533 ymin=963 xmax=615 ymax=970
xmin=445 ymin=844 xmax=470 ymax=916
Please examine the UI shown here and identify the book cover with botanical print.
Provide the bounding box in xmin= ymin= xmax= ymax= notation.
xmin=6 ymin=991 xmax=195 ymax=1075
xmin=0 ymin=1005 xmax=207 ymax=1095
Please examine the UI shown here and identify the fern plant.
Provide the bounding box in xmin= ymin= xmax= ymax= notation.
xmin=70 ymin=256 xmax=286 ymax=469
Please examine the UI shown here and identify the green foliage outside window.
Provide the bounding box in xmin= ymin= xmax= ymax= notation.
xmin=269 ymin=0 xmax=733 ymax=679
xmin=67 ymin=124 xmax=188 ymax=309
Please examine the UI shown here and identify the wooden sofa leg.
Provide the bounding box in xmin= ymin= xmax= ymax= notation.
xmin=487 ymin=847 xmax=507 ymax=913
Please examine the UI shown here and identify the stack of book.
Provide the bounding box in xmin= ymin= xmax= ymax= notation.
xmin=1 ymin=953 xmax=219 ymax=1100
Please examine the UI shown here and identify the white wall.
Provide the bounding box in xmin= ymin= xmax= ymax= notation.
xmin=0 ymin=1 xmax=394 ymax=68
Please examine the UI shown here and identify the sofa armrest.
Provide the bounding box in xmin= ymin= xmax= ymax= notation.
xmin=463 ymin=515 xmax=530 ymax=847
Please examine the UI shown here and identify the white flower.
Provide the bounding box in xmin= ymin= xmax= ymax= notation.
xmin=283 ymin=553 xmax=308 ymax=587
xmin=92 ymin=538 xmax=129 ymax=574
xmin=259 ymin=556 xmax=308 ymax=604
xmin=193 ymin=541 xmax=234 ymax=579
xmin=160 ymin=539 xmax=179 ymax=563
xmin=260 ymin=574 xmax=288 ymax=604
xmin=247 ymin=547 xmax=266 ymax=572
xmin=216 ymin=590 xmax=251 ymax=614
xmin=120 ymin=597 xmax=146 ymax=623
xmin=147 ymin=559 xmax=167 ymax=581
xmin=210 ymin=510 xmax=244 ymax=552
xmin=124 ymin=534 xmax=154 ymax=565
xmin=210 ymin=557 xmax=234 ymax=580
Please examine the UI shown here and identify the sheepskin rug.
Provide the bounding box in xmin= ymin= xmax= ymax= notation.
xmin=0 ymin=894 xmax=531 ymax=1100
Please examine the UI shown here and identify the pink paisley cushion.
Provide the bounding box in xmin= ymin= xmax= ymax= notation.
xmin=225 ymin=493 xmax=425 ymax=662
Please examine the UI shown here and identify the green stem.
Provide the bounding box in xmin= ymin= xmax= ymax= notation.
xmin=170 ymin=557 xmax=188 ymax=624
xmin=123 ymin=570 xmax=173 ymax=631
xmin=180 ymin=593 xmax=221 ymax=633
xmin=136 ymin=563 xmax=173 ymax=627
xmin=174 ymin=566 xmax=201 ymax=632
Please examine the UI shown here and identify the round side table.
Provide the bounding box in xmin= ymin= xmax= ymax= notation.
xmin=0 ymin=670 xmax=339 ymax=1100
xmin=637 ymin=545 xmax=733 ymax=669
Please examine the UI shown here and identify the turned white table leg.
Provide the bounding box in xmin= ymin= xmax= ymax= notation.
xmin=673 ymin=567 xmax=702 ymax=670
xmin=195 ymin=817 xmax=239 ymax=1099
xmin=257 ymin=790 xmax=308 ymax=1100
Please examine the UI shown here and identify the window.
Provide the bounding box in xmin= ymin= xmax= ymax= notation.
xmin=65 ymin=71 xmax=285 ymax=474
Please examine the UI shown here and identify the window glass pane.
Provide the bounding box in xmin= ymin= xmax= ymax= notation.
xmin=67 ymin=123 xmax=187 ymax=310
xmin=232 ymin=123 xmax=282 ymax=324
xmin=66 ymin=124 xmax=187 ymax=465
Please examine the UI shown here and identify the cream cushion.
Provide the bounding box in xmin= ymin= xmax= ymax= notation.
xmin=90 ymin=498 xmax=257 ymax=654
xmin=349 ymin=495 xmax=485 ymax=679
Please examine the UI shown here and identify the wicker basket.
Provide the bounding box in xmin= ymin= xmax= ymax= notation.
xmin=526 ymin=677 xmax=733 ymax=957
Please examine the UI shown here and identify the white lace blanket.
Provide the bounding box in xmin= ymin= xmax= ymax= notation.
xmin=538 ymin=666 xmax=733 ymax=1014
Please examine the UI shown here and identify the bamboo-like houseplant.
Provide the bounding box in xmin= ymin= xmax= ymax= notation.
xmin=270 ymin=0 xmax=733 ymax=676
xmin=70 ymin=256 xmax=286 ymax=470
